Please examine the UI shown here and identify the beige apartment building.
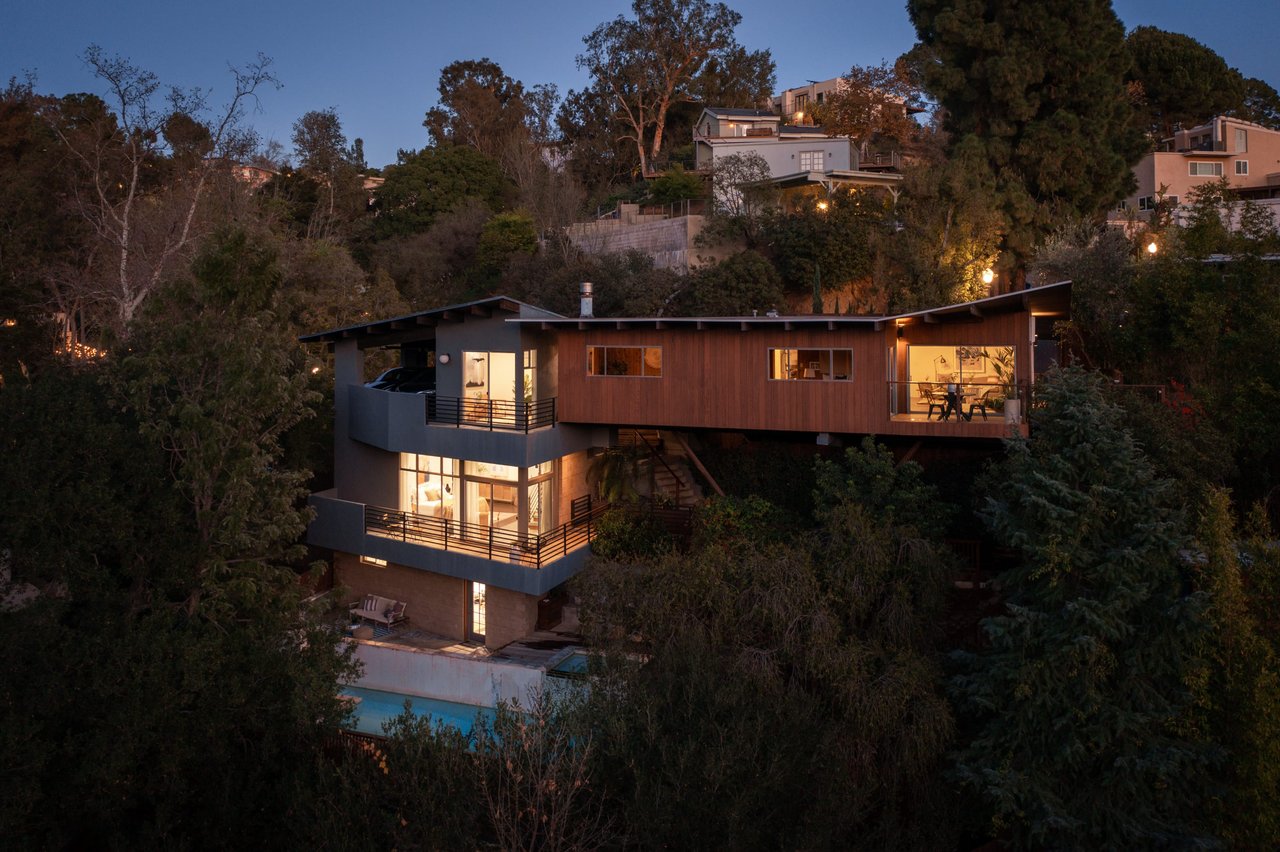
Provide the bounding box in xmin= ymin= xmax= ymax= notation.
xmin=1120 ymin=116 xmax=1280 ymax=221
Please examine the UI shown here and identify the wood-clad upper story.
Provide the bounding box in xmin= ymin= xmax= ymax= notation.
xmin=301 ymin=284 xmax=1072 ymax=442
xmin=518 ymin=282 xmax=1070 ymax=440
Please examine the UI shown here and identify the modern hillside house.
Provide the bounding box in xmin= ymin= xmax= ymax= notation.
xmin=301 ymin=281 xmax=1069 ymax=654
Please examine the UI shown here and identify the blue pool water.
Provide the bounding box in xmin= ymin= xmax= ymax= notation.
xmin=340 ymin=685 xmax=494 ymax=736
xmin=547 ymin=650 xmax=592 ymax=680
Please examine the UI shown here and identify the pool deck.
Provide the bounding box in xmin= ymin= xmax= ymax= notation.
xmin=346 ymin=621 xmax=584 ymax=672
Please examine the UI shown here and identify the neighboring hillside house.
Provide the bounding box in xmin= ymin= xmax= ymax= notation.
xmin=1116 ymin=116 xmax=1280 ymax=228
xmin=693 ymin=107 xmax=853 ymax=176
xmin=772 ymin=78 xmax=845 ymax=126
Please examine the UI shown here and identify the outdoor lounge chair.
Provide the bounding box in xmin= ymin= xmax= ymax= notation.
xmin=349 ymin=594 xmax=408 ymax=626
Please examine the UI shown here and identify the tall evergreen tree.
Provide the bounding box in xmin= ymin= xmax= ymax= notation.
xmin=907 ymin=0 xmax=1146 ymax=264
xmin=1126 ymin=27 xmax=1245 ymax=139
xmin=1189 ymin=488 xmax=1280 ymax=847
xmin=952 ymin=366 xmax=1213 ymax=848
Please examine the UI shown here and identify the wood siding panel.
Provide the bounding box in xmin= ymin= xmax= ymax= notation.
xmin=555 ymin=310 xmax=1037 ymax=437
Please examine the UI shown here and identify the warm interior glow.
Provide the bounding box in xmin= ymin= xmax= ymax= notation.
xmin=981 ymin=268 xmax=995 ymax=285
xmin=1 ymin=318 xmax=16 ymax=327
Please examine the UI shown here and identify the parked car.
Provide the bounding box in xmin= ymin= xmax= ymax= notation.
xmin=364 ymin=367 xmax=434 ymax=393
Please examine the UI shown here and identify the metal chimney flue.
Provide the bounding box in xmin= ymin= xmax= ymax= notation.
xmin=580 ymin=281 xmax=594 ymax=318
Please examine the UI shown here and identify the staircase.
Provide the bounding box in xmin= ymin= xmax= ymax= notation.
xmin=616 ymin=428 xmax=704 ymax=508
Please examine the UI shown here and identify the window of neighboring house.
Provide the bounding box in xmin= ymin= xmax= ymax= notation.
xmin=1138 ymin=196 xmax=1154 ymax=211
xmin=1236 ymin=160 xmax=1249 ymax=176
xmin=587 ymin=346 xmax=662 ymax=377
xmin=1236 ymin=128 xmax=1248 ymax=153
xmin=768 ymin=348 xmax=853 ymax=381
xmin=1189 ymin=162 xmax=1223 ymax=177
xmin=360 ymin=555 xmax=388 ymax=567
xmin=799 ymin=150 xmax=824 ymax=171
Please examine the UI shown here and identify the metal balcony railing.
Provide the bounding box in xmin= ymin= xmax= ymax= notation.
xmin=424 ymin=395 xmax=557 ymax=432
xmin=364 ymin=500 xmax=607 ymax=569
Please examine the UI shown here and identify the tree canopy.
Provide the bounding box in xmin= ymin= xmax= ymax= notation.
xmin=573 ymin=0 xmax=774 ymax=176
xmin=952 ymin=367 xmax=1212 ymax=848
xmin=907 ymin=0 xmax=1146 ymax=264
xmin=1126 ymin=26 xmax=1245 ymax=139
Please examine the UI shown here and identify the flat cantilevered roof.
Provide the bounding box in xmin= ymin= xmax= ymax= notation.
xmin=509 ymin=280 xmax=1072 ymax=332
xmin=299 ymin=295 xmax=563 ymax=344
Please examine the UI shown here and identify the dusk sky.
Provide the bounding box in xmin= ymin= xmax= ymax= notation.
xmin=6 ymin=0 xmax=1279 ymax=170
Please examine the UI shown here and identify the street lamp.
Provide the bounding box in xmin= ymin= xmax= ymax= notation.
xmin=981 ymin=268 xmax=995 ymax=286
xmin=816 ymin=199 xmax=829 ymax=212
xmin=1146 ymin=239 xmax=1158 ymax=255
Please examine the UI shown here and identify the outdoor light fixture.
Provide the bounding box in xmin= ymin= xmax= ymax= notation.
xmin=981 ymin=268 xmax=995 ymax=285
xmin=310 ymin=366 xmax=320 ymax=375
xmin=1146 ymin=240 xmax=1158 ymax=255
xmin=816 ymin=200 xmax=829 ymax=212
xmin=438 ymin=353 xmax=451 ymax=365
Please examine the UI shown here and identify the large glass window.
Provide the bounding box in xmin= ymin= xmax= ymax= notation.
xmin=768 ymin=348 xmax=853 ymax=381
xmin=399 ymin=454 xmax=458 ymax=519
xmin=1189 ymin=162 xmax=1223 ymax=177
xmin=399 ymin=455 xmax=557 ymax=540
xmin=463 ymin=351 xmax=517 ymax=424
xmin=905 ymin=345 xmax=1015 ymax=414
xmin=587 ymin=346 xmax=662 ymax=377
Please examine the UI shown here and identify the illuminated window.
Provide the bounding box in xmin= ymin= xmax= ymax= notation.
xmin=587 ymin=346 xmax=662 ymax=377
xmin=768 ymin=348 xmax=853 ymax=381
xmin=360 ymin=555 xmax=387 ymax=566
xmin=399 ymin=454 xmax=459 ymax=518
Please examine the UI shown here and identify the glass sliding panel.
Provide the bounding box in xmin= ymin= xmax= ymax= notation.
xmin=832 ymin=350 xmax=852 ymax=380
xmin=906 ymin=345 xmax=954 ymax=414
xmin=527 ymin=478 xmax=552 ymax=536
xmin=643 ymin=347 xmax=663 ymax=376
xmin=522 ymin=350 xmax=537 ymax=404
xmin=469 ymin=582 xmax=486 ymax=642
xmin=466 ymin=480 xmax=493 ymax=530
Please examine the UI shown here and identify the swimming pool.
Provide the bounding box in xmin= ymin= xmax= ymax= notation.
xmin=546 ymin=649 xmax=593 ymax=680
xmin=340 ymin=685 xmax=495 ymax=737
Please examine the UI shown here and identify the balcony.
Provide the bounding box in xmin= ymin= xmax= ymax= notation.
xmin=364 ymin=500 xmax=606 ymax=570
xmin=347 ymin=385 xmax=593 ymax=466
xmin=426 ymin=394 xmax=556 ymax=432
xmin=886 ymin=381 xmax=1029 ymax=437
xmin=308 ymin=491 xmax=604 ymax=596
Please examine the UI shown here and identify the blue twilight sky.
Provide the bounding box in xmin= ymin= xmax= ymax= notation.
xmin=4 ymin=0 xmax=1278 ymax=170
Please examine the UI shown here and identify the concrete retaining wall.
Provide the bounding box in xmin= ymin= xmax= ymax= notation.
xmin=352 ymin=639 xmax=544 ymax=707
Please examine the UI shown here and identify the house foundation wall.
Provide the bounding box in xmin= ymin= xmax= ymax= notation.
xmin=336 ymin=552 xmax=466 ymax=640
